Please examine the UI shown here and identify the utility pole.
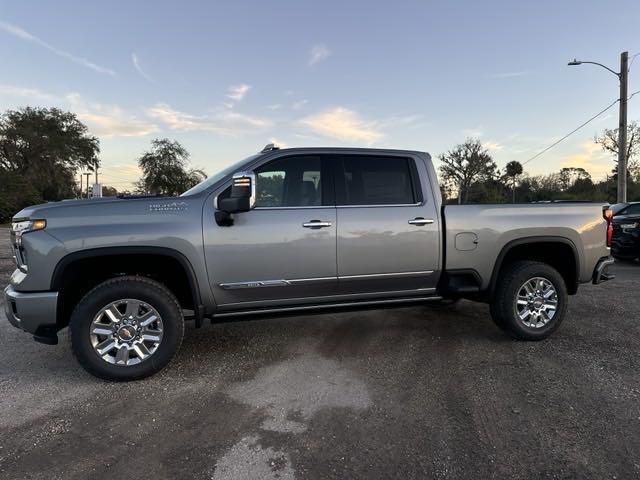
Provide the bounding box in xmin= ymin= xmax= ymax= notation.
xmin=568 ymin=51 xmax=629 ymax=202
xmin=618 ymin=51 xmax=628 ymax=203
xmin=79 ymin=173 xmax=83 ymax=199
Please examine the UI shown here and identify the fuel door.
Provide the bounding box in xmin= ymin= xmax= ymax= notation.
xmin=455 ymin=232 xmax=479 ymax=251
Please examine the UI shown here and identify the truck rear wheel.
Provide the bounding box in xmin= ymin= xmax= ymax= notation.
xmin=70 ymin=276 xmax=184 ymax=381
xmin=490 ymin=261 xmax=568 ymax=340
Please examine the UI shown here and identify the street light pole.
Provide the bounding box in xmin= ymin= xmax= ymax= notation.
xmin=618 ymin=51 xmax=628 ymax=203
xmin=568 ymin=51 xmax=629 ymax=202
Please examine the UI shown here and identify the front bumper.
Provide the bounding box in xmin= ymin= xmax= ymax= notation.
xmin=3 ymin=285 xmax=59 ymax=344
xmin=592 ymin=256 xmax=616 ymax=284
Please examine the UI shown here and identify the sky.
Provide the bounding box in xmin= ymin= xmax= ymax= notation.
xmin=1 ymin=0 xmax=639 ymax=190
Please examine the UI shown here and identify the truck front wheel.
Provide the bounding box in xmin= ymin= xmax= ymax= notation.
xmin=70 ymin=276 xmax=184 ymax=381
xmin=490 ymin=261 xmax=568 ymax=340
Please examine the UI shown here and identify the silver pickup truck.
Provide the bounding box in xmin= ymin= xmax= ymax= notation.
xmin=4 ymin=145 xmax=615 ymax=380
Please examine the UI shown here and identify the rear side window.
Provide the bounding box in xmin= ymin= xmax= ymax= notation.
xmin=337 ymin=156 xmax=418 ymax=205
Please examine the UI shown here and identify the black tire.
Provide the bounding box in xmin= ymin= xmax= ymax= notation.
xmin=490 ymin=261 xmax=568 ymax=341
xmin=70 ymin=276 xmax=184 ymax=381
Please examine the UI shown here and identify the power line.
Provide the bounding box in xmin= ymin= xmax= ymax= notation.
xmin=522 ymin=98 xmax=620 ymax=166
xmin=628 ymin=52 xmax=640 ymax=72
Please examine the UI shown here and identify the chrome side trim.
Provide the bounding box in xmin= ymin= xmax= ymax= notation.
xmin=220 ymin=280 xmax=291 ymax=290
xmin=288 ymin=276 xmax=337 ymax=284
xmin=339 ymin=270 xmax=434 ymax=280
xmin=220 ymin=271 xmax=433 ymax=289
xmin=213 ymin=295 xmax=443 ymax=318
xmin=220 ymin=276 xmax=337 ymax=290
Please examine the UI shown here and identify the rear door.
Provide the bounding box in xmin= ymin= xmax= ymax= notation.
xmin=334 ymin=154 xmax=440 ymax=296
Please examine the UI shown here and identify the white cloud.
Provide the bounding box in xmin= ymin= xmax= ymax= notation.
xmin=147 ymin=103 xmax=271 ymax=135
xmin=0 ymin=20 xmax=116 ymax=76
xmin=0 ymin=85 xmax=157 ymax=137
xmin=65 ymin=94 xmax=157 ymax=137
xmin=484 ymin=140 xmax=504 ymax=152
xmin=131 ymin=52 xmax=154 ymax=82
xmin=308 ymin=44 xmax=331 ymax=66
xmin=227 ymin=84 xmax=251 ymax=101
xmin=300 ymin=107 xmax=383 ymax=144
xmin=0 ymin=84 xmax=56 ymax=101
xmin=76 ymin=109 xmax=158 ymax=137
xmin=267 ymin=104 xmax=283 ymax=110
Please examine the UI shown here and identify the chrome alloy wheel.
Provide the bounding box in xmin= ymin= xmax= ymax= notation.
xmin=514 ymin=277 xmax=558 ymax=328
xmin=89 ymin=299 xmax=164 ymax=366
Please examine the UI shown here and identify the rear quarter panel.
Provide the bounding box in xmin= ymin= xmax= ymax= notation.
xmin=444 ymin=203 xmax=610 ymax=288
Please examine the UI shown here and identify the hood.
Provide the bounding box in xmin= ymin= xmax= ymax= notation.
xmin=13 ymin=195 xmax=175 ymax=221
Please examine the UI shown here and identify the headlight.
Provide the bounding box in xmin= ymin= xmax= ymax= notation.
xmin=12 ymin=219 xmax=46 ymax=246
xmin=12 ymin=219 xmax=47 ymax=233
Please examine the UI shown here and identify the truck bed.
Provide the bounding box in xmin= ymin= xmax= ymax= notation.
xmin=443 ymin=203 xmax=610 ymax=290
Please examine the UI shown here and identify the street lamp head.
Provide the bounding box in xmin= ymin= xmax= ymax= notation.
xmin=568 ymin=59 xmax=582 ymax=66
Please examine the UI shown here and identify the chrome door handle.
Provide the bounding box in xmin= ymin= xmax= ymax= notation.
xmin=303 ymin=220 xmax=332 ymax=229
xmin=408 ymin=217 xmax=434 ymax=226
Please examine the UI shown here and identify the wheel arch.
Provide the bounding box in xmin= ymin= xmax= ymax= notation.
xmin=51 ymin=246 xmax=204 ymax=329
xmin=489 ymin=236 xmax=581 ymax=297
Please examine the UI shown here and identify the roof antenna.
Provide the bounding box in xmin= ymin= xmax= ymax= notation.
xmin=261 ymin=143 xmax=280 ymax=153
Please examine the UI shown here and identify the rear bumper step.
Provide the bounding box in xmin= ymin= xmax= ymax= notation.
xmin=592 ymin=256 xmax=615 ymax=284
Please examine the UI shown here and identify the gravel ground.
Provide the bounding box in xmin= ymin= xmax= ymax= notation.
xmin=0 ymin=226 xmax=639 ymax=479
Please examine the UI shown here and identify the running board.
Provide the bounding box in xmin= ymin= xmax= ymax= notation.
xmin=211 ymin=295 xmax=443 ymax=319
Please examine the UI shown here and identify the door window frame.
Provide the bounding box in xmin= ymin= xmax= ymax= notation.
xmin=333 ymin=154 xmax=424 ymax=208
xmin=215 ymin=154 xmax=336 ymax=211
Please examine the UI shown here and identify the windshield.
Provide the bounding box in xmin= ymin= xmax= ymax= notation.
xmin=180 ymin=154 xmax=260 ymax=196
xmin=610 ymin=203 xmax=628 ymax=215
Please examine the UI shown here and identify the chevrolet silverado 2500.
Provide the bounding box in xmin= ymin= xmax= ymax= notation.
xmin=4 ymin=146 xmax=615 ymax=380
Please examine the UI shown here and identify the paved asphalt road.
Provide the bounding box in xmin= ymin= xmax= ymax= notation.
xmin=0 ymin=226 xmax=639 ymax=479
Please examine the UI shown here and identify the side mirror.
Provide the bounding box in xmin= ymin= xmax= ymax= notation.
xmin=218 ymin=171 xmax=256 ymax=213
xmin=215 ymin=171 xmax=256 ymax=226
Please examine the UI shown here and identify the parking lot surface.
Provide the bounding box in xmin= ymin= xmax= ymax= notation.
xmin=1 ymin=226 xmax=639 ymax=479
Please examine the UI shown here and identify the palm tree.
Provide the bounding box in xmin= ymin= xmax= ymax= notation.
xmin=505 ymin=161 xmax=523 ymax=203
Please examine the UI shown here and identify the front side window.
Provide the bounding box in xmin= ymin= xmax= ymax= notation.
xmin=339 ymin=156 xmax=417 ymax=205
xmin=255 ymin=156 xmax=323 ymax=207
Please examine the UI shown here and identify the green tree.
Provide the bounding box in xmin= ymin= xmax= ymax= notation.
xmin=558 ymin=167 xmax=591 ymax=191
xmin=101 ymin=185 xmax=119 ymax=197
xmin=0 ymin=107 xmax=99 ymax=222
xmin=136 ymin=139 xmax=206 ymax=196
xmin=438 ymin=138 xmax=498 ymax=204
xmin=504 ymin=161 xmax=524 ymax=203
xmin=594 ymin=121 xmax=640 ymax=181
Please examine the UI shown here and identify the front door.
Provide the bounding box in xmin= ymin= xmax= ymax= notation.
xmin=203 ymin=154 xmax=337 ymax=309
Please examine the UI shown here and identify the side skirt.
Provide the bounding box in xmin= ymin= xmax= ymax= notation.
xmin=210 ymin=294 xmax=443 ymax=321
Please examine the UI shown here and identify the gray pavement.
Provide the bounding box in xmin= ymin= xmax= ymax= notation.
xmin=0 ymin=226 xmax=639 ymax=479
